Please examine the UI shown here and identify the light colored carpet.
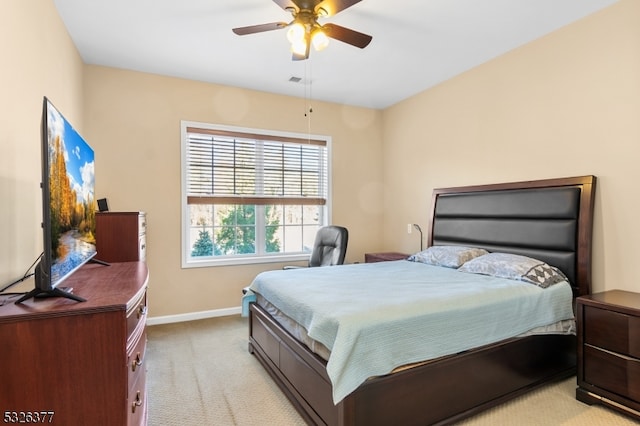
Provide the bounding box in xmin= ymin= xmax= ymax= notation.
xmin=146 ymin=315 xmax=638 ymax=425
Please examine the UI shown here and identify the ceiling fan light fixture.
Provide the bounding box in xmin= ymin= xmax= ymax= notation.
xmin=311 ymin=28 xmax=329 ymax=51
xmin=232 ymin=0 xmax=371 ymax=61
xmin=286 ymin=22 xmax=306 ymax=44
xmin=291 ymin=38 xmax=308 ymax=56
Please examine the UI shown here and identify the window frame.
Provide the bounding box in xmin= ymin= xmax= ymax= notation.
xmin=181 ymin=120 xmax=332 ymax=268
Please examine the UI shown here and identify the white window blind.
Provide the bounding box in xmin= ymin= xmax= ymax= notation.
xmin=181 ymin=122 xmax=331 ymax=267
xmin=186 ymin=126 xmax=328 ymax=205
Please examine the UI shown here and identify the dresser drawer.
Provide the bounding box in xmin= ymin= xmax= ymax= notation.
xmin=127 ymin=329 xmax=147 ymax=391
xmin=584 ymin=344 xmax=640 ymax=401
xmin=128 ymin=367 xmax=147 ymax=426
xmin=584 ymin=306 xmax=640 ymax=358
xmin=138 ymin=234 xmax=146 ymax=262
xmin=127 ymin=290 xmax=147 ymax=341
xmin=138 ymin=213 xmax=146 ymax=236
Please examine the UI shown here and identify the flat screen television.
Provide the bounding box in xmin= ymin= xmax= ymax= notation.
xmin=16 ymin=97 xmax=100 ymax=303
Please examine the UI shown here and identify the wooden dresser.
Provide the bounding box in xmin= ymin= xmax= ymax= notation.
xmin=576 ymin=290 xmax=640 ymax=421
xmin=96 ymin=212 xmax=146 ymax=262
xmin=0 ymin=261 xmax=149 ymax=425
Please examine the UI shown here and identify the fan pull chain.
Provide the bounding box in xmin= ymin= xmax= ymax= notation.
xmin=304 ymin=60 xmax=313 ymax=143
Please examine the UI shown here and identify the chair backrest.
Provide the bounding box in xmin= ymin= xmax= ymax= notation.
xmin=308 ymin=226 xmax=349 ymax=267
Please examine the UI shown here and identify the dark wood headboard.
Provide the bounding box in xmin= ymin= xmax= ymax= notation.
xmin=427 ymin=176 xmax=596 ymax=297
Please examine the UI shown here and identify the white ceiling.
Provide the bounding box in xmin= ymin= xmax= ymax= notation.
xmin=53 ymin=0 xmax=618 ymax=110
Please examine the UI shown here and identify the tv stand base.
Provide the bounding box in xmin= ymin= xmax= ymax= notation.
xmin=15 ymin=286 xmax=86 ymax=304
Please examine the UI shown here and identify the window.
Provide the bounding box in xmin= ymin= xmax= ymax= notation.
xmin=181 ymin=121 xmax=331 ymax=267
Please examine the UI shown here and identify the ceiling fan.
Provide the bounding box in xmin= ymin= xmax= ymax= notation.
xmin=232 ymin=0 xmax=372 ymax=60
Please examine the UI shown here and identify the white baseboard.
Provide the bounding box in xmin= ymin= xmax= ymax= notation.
xmin=147 ymin=306 xmax=242 ymax=326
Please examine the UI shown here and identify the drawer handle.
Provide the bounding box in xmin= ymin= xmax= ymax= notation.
xmin=137 ymin=305 xmax=147 ymax=319
xmin=131 ymin=352 xmax=143 ymax=372
xmin=131 ymin=391 xmax=142 ymax=413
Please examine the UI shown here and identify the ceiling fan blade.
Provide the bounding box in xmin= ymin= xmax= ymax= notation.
xmin=272 ymin=0 xmax=300 ymax=12
xmin=317 ymin=0 xmax=362 ymax=17
xmin=232 ymin=22 xmax=287 ymax=36
xmin=323 ymin=23 xmax=372 ymax=48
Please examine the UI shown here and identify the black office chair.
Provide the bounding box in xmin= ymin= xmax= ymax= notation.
xmin=284 ymin=225 xmax=349 ymax=269
xmin=243 ymin=226 xmax=349 ymax=294
xmin=308 ymin=225 xmax=349 ymax=267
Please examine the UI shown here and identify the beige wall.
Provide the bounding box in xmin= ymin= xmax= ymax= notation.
xmin=3 ymin=0 xmax=637 ymax=318
xmin=82 ymin=67 xmax=383 ymax=317
xmin=383 ymin=0 xmax=640 ymax=294
xmin=0 ymin=0 xmax=84 ymax=287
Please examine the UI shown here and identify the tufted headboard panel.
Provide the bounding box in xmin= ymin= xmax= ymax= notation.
xmin=427 ymin=176 xmax=596 ymax=296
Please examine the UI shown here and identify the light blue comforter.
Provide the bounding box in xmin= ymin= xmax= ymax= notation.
xmin=246 ymin=260 xmax=574 ymax=404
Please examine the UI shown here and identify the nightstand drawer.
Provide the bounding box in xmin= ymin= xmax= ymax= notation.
xmin=584 ymin=344 xmax=640 ymax=401
xmin=364 ymin=252 xmax=408 ymax=263
xmin=584 ymin=306 xmax=640 ymax=358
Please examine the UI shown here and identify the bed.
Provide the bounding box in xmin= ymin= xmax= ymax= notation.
xmin=245 ymin=175 xmax=596 ymax=425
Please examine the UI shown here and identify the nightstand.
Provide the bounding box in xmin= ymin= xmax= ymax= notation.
xmin=364 ymin=252 xmax=409 ymax=263
xmin=576 ymin=290 xmax=640 ymax=420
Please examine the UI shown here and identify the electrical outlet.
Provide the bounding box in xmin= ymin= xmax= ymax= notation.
xmin=407 ymin=223 xmax=412 ymax=234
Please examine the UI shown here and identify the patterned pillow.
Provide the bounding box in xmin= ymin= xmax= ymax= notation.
xmin=407 ymin=246 xmax=489 ymax=269
xmin=458 ymin=252 xmax=569 ymax=288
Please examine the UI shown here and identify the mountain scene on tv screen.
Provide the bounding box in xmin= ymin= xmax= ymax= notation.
xmin=47 ymin=105 xmax=97 ymax=282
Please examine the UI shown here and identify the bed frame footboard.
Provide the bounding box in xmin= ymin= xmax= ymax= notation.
xmin=249 ymin=302 xmax=576 ymax=426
